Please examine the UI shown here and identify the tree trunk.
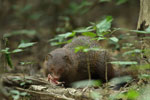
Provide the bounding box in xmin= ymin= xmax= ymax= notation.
xmin=137 ymin=0 xmax=150 ymax=64
xmin=137 ymin=0 xmax=150 ymax=30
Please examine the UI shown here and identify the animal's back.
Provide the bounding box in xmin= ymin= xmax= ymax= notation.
xmin=64 ymin=36 xmax=100 ymax=49
xmin=64 ymin=36 xmax=114 ymax=81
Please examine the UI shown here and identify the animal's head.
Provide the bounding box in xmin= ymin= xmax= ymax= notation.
xmin=44 ymin=48 xmax=73 ymax=81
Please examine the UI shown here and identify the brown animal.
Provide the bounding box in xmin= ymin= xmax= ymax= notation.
xmin=43 ymin=36 xmax=115 ymax=86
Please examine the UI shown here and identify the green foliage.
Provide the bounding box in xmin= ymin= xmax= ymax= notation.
xmin=139 ymin=74 xmax=150 ymax=79
xmin=18 ymin=42 xmax=37 ymax=49
xmin=109 ymin=89 xmax=139 ymax=100
xmin=10 ymin=90 xmax=29 ymax=100
xmin=10 ymin=90 xmax=20 ymax=100
xmin=83 ymin=47 xmax=101 ymax=52
xmin=67 ymin=1 xmax=93 ymax=15
xmin=12 ymin=4 xmax=41 ymax=21
xmin=50 ymin=16 xmax=113 ymax=46
xmin=0 ymin=41 xmax=36 ymax=68
xmin=20 ymin=61 xmax=34 ymax=65
xmin=1 ymin=48 xmax=13 ymax=68
xmin=123 ymin=49 xmax=141 ymax=56
xmin=74 ymin=26 xmax=94 ymax=33
xmin=74 ymin=46 xmax=87 ymax=53
xmin=12 ymin=76 xmax=32 ymax=87
xmin=74 ymin=46 xmax=100 ymax=53
xmin=136 ymin=64 xmax=150 ymax=70
xmin=12 ymin=49 xmax=23 ymax=53
xmin=96 ymin=16 xmax=113 ymax=34
xmin=138 ymin=85 xmax=150 ymax=100
xmin=13 ymin=4 xmax=32 ymax=14
xmin=90 ymin=91 xmax=102 ymax=100
xmin=71 ymin=80 xmax=101 ymax=88
xmin=58 ymin=32 xmax=76 ymax=38
xmin=109 ymin=36 xmax=119 ymax=43
xmin=126 ymin=90 xmax=139 ymax=100
xmin=110 ymin=76 xmax=132 ymax=85
xmin=114 ymin=28 xmax=150 ymax=34
xmin=49 ymin=32 xmax=75 ymax=46
xmin=29 ymin=13 xmax=42 ymax=20
xmin=82 ymin=32 xmax=97 ymax=38
xmin=99 ymin=0 xmax=128 ymax=5
xmin=116 ymin=0 xmax=128 ymax=5
xmin=4 ymin=30 xmax=37 ymax=38
xmin=99 ymin=0 xmax=112 ymax=2
xmin=110 ymin=61 xmax=138 ymax=65
xmin=122 ymin=90 xmax=139 ymax=100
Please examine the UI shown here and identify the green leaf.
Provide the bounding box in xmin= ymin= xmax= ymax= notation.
xmin=110 ymin=76 xmax=132 ymax=85
xmin=74 ymin=46 xmax=85 ymax=53
xmin=110 ymin=61 xmax=138 ymax=65
xmin=20 ymin=92 xmax=28 ymax=96
xmin=49 ymin=32 xmax=75 ymax=46
xmin=21 ymin=4 xmax=32 ymax=13
xmin=10 ymin=90 xmax=20 ymax=95
xmin=116 ymin=0 xmax=128 ymax=5
xmin=12 ymin=77 xmax=22 ymax=81
xmin=90 ymin=91 xmax=102 ymax=100
xmin=74 ymin=26 xmax=94 ymax=33
xmin=126 ymin=90 xmax=139 ymax=100
xmin=113 ymin=28 xmax=150 ymax=34
xmin=83 ymin=47 xmax=100 ymax=52
xmin=50 ymin=39 xmax=72 ymax=46
xmin=71 ymin=80 xmax=101 ymax=88
xmin=3 ymin=30 xmax=36 ymax=38
xmin=136 ymin=64 xmax=150 ymax=70
xmin=20 ymin=82 xmax=26 ymax=86
xmin=58 ymin=32 xmax=76 ymax=38
xmin=99 ymin=0 xmax=111 ymax=2
xmin=123 ymin=43 xmax=133 ymax=48
xmin=74 ymin=46 xmax=100 ymax=53
xmin=30 ymin=13 xmax=42 ymax=20
xmin=82 ymin=32 xmax=96 ymax=37
xmin=12 ymin=49 xmax=23 ymax=53
xmin=68 ymin=1 xmax=92 ymax=14
xmin=96 ymin=16 xmax=113 ymax=34
xmin=20 ymin=61 xmax=33 ymax=65
xmin=139 ymin=74 xmax=150 ymax=79
xmin=12 ymin=95 xmax=20 ymax=100
xmin=131 ymin=30 xmax=150 ymax=34
xmin=49 ymin=36 xmax=63 ymax=42
xmin=138 ymin=86 xmax=150 ymax=100
xmin=145 ymin=26 xmax=150 ymax=33
xmin=97 ymin=37 xmax=106 ymax=40
xmin=18 ymin=42 xmax=37 ymax=48
xmin=50 ymin=42 xmax=60 ymax=46
xmin=5 ymin=53 xmax=13 ymax=68
xmin=26 ymin=80 xmax=32 ymax=83
xmin=123 ymin=49 xmax=141 ymax=56
xmin=109 ymin=37 xmax=119 ymax=43
xmin=0 ymin=48 xmax=10 ymax=54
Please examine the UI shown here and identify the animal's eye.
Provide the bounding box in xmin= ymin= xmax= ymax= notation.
xmin=49 ymin=68 xmax=54 ymax=72
xmin=51 ymin=68 xmax=54 ymax=71
xmin=58 ymin=68 xmax=63 ymax=73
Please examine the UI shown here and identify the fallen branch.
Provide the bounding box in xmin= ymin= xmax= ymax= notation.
xmin=1 ymin=73 xmax=97 ymax=100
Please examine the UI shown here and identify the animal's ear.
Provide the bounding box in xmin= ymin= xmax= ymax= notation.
xmin=45 ymin=53 xmax=52 ymax=60
xmin=63 ymin=55 xmax=72 ymax=64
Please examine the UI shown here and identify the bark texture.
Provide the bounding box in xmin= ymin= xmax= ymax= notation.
xmin=137 ymin=0 xmax=150 ymax=30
